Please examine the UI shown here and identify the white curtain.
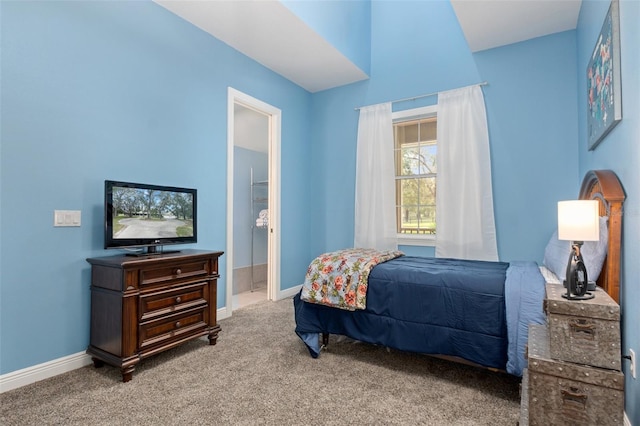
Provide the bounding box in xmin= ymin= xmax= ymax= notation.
xmin=435 ymin=85 xmax=498 ymax=261
xmin=354 ymin=103 xmax=397 ymax=251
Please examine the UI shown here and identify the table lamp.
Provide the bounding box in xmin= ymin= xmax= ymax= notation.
xmin=557 ymin=200 xmax=599 ymax=300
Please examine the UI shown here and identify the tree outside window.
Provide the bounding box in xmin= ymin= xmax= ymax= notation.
xmin=394 ymin=115 xmax=437 ymax=235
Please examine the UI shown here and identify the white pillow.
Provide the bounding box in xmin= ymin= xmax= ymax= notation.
xmin=543 ymin=216 xmax=609 ymax=282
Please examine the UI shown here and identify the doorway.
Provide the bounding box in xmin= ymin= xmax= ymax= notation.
xmin=226 ymin=88 xmax=281 ymax=315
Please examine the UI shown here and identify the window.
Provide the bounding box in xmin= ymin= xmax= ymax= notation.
xmin=393 ymin=106 xmax=437 ymax=244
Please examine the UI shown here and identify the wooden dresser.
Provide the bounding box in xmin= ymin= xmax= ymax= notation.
xmin=86 ymin=250 xmax=223 ymax=382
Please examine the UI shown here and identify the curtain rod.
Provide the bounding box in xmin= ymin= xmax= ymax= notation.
xmin=354 ymin=81 xmax=488 ymax=111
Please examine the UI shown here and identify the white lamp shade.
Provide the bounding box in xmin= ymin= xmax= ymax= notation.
xmin=557 ymin=200 xmax=600 ymax=241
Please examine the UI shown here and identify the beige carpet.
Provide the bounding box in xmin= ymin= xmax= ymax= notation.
xmin=0 ymin=297 xmax=521 ymax=425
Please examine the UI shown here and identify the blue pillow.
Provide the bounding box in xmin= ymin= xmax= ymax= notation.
xmin=543 ymin=217 xmax=609 ymax=282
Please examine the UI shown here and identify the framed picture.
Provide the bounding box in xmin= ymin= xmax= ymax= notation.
xmin=587 ymin=0 xmax=622 ymax=150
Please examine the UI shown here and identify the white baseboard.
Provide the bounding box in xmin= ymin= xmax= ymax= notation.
xmin=1 ymin=306 xmax=231 ymax=393
xmin=217 ymin=304 xmax=231 ymax=320
xmin=0 ymin=351 xmax=92 ymax=393
xmin=277 ymin=284 xmax=301 ymax=300
xmin=624 ymin=411 xmax=632 ymax=426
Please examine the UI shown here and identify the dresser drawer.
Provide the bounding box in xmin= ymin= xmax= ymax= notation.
xmin=139 ymin=282 xmax=208 ymax=322
xmin=139 ymin=308 xmax=208 ymax=351
xmin=139 ymin=259 xmax=211 ymax=287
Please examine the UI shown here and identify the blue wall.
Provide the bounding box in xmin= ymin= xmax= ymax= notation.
xmin=473 ymin=31 xmax=579 ymax=261
xmin=576 ymin=0 xmax=640 ymax=422
xmin=309 ymin=1 xmax=578 ymax=264
xmin=2 ymin=2 xmax=638 ymax=419
xmin=0 ymin=0 xmax=311 ymax=374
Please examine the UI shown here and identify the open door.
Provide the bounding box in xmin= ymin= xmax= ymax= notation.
xmin=225 ymin=88 xmax=281 ymax=318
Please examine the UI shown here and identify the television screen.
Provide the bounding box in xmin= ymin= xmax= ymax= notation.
xmin=105 ymin=180 xmax=197 ymax=254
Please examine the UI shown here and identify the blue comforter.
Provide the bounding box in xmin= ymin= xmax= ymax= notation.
xmin=294 ymin=256 xmax=546 ymax=377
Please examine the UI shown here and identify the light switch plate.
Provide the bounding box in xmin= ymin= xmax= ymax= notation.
xmin=54 ymin=210 xmax=81 ymax=227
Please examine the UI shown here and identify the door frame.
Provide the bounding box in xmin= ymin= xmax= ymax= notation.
xmin=226 ymin=87 xmax=281 ymax=315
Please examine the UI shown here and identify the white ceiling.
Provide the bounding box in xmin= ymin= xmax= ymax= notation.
xmin=451 ymin=0 xmax=582 ymax=52
xmin=154 ymin=0 xmax=368 ymax=93
xmin=155 ymin=0 xmax=582 ymax=93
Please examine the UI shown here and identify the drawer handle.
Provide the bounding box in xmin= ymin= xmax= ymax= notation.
xmin=569 ymin=319 xmax=595 ymax=340
xmin=561 ymin=387 xmax=587 ymax=407
xmin=175 ymin=321 xmax=181 ymax=328
xmin=175 ymin=296 xmax=182 ymax=304
xmin=174 ymin=268 xmax=182 ymax=275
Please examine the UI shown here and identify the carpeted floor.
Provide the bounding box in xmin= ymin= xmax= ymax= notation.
xmin=0 ymin=297 xmax=522 ymax=425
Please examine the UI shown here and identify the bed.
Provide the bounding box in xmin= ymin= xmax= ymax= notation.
xmin=293 ymin=170 xmax=624 ymax=377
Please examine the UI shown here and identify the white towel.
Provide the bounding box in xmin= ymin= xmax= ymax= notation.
xmin=255 ymin=209 xmax=268 ymax=228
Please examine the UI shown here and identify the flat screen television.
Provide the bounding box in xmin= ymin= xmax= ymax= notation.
xmin=104 ymin=180 xmax=197 ymax=255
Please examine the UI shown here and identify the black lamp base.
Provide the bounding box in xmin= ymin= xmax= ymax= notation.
xmin=562 ymin=280 xmax=596 ymax=291
xmin=561 ymin=291 xmax=595 ymax=300
xmin=564 ymin=242 xmax=593 ymax=301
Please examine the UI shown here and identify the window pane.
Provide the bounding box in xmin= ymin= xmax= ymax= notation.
xmin=419 ymin=144 xmax=437 ymax=175
xmin=397 ymin=122 xmax=418 ymax=143
xmin=401 ymin=179 xmax=418 ymax=207
xmin=421 ymin=205 xmax=436 ymax=234
xmin=397 ymin=177 xmax=436 ymax=234
xmin=420 ymin=118 xmax=437 ymax=142
xmin=400 ymin=147 xmax=420 ymax=176
xmin=394 ymin=112 xmax=437 ymax=235
xmin=399 ymin=205 xmax=419 ymax=234
xmin=417 ymin=177 xmax=436 ymax=205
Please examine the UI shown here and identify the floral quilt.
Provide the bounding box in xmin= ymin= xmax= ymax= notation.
xmin=300 ymin=248 xmax=404 ymax=311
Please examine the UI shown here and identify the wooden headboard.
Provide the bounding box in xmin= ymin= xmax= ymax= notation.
xmin=578 ymin=170 xmax=625 ymax=303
